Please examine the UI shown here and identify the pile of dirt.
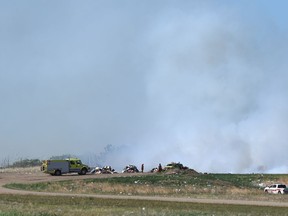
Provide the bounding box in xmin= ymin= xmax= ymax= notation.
xmin=164 ymin=168 xmax=199 ymax=175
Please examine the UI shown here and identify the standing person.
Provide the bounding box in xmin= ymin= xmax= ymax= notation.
xmin=158 ymin=163 xmax=162 ymax=172
xmin=141 ymin=163 xmax=144 ymax=173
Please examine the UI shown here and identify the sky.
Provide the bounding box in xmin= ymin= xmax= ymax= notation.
xmin=1 ymin=0 xmax=288 ymax=173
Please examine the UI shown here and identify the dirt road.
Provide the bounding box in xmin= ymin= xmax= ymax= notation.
xmin=1 ymin=170 xmax=288 ymax=207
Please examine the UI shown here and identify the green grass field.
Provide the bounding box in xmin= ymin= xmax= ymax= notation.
xmin=0 ymin=194 xmax=288 ymax=216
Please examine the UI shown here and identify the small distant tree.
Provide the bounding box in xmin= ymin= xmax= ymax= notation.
xmin=0 ymin=156 xmax=10 ymax=168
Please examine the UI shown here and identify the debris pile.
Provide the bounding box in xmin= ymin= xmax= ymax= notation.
xmin=90 ymin=165 xmax=116 ymax=174
xmin=150 ymin=163 xmax=163 ymax=173
xmin=164 ymin=162 xmax=188 ymax=170
xmin=102 ymin=165 xmax=117 ymax=174
xmin=122 ymin=165 xmax=139 ymax=173
xmin=150 ymin=162 xmax=198 ymax=175
xmin=89 ymin=162 xmax=198 ymax=175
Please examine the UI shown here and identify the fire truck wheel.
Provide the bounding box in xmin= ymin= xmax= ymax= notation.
xmin=54 ymin=170 xmax=61 ymax=176
xmin=80 ymin=168 xmax=87 ymax=175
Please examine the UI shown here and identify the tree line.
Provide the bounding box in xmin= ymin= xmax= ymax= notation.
xmin=0 ymin=154 xmax=76 ymax=168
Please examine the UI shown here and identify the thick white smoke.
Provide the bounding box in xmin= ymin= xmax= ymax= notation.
xmin=97 ymin=5 xmax=288 ymax=173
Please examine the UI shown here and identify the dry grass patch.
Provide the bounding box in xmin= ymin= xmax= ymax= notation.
xmin=0 ymin=166 xmax=40 ymax=174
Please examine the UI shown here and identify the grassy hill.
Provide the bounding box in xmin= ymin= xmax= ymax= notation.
xmin=5 ymin=169 xmax=288 ymax=200
xmin=3 ymin=169 xmax=288 ymax=215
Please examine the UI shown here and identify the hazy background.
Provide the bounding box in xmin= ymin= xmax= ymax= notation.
xmin=1 ymin=0 xmax=288 ymax=173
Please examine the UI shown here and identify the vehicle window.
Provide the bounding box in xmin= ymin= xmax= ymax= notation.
xmin=271 ymin=185 xmax=276 ymax=188
xmin=70 ymin=161 xmax=75 ymax=165
xmin=279 ymin=185 xmax=286 ymax=188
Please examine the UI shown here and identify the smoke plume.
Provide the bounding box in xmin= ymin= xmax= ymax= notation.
xmin=1 ymin=1 xmax=288 ymax=173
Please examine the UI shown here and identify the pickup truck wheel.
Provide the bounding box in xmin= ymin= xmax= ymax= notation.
xmin=55 ymin=170 xmax=61 ymax=176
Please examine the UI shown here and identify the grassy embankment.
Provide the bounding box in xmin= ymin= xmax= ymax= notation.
xmin=2 ymin=170 xmax=288 ymax=215
xmin=6 ymin=171 xmax=288 ymax=200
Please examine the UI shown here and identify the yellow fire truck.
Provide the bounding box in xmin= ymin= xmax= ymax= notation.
xmin=41 ymin=158 xmax=90 ymax=176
